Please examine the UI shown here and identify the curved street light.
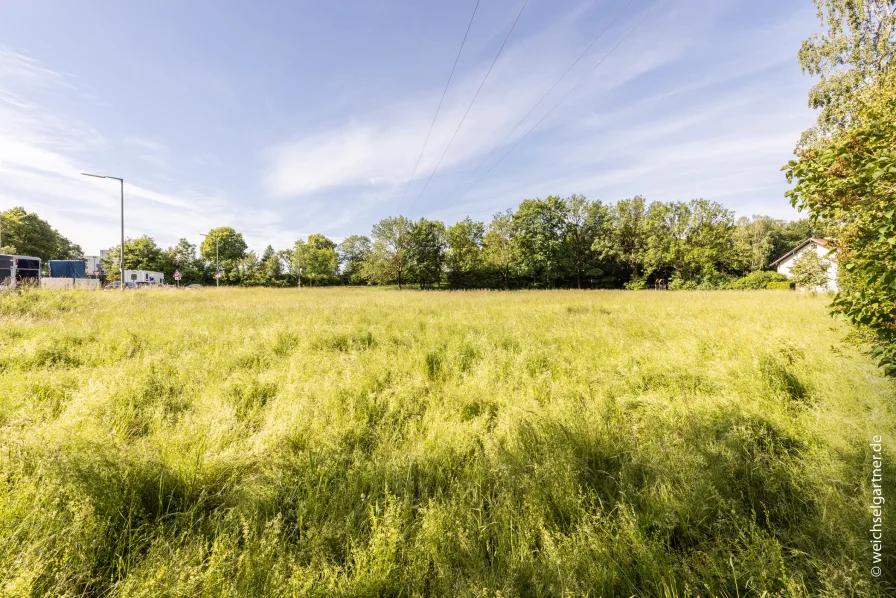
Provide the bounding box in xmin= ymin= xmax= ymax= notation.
xmin=82 ymin=172 xmax=124 ymax=291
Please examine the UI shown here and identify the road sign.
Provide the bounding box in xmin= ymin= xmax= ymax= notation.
xmin=173 ymin=269 xmax=182 ymax=280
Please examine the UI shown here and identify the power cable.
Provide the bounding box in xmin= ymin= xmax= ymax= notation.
xmin=458 ymin=0 xmax=668 ymax=202
xmin=454 ymin=0 xmax=637 ymax=193
xmin=409 ymin=0 xmax=531 ymax=212
xmin=400 ymin=0 xmax=482 ymax=201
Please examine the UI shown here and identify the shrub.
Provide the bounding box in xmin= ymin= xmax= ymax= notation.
xmin=727 ymin=271 xmax=789 ymax=290
xmin=767 ymin=281 xmax=795 ymax=291
xmin=696 ymin=273 xmax=737 ymax=290
xmin=623 ymin=276 xmax=647 ymax=290
xmin=668 ymin=277 xmax=698 ymax=290
xmin=668 ymin=273 xmax=736 ymax=290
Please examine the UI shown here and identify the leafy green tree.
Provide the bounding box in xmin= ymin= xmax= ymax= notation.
xmin=446 ymin=217 xmax=485 ymax=289
xmin=407 ymin=218 xmax=447 ymax=289
xmin=261 ymin=246 xmax=283 ymax=284
xmin=338 ymin=235 xmax=372 ymax=285
xmin=101 ymin=236 xmax=171 ymax=280
xmin=562 ymin=195 xmax=610 ymax=288
xmin=277 ymin=249 xmax=298 ymax=285
xmin=799 ymin=0 xmax=896 ymax=143
xmin=644 ymin=200 xmax=687 ymax=280
xmin=684 ymin=199 xmax=736 ymax=276
xmin=200 ymin=227 xmax=248 ymax=263
xmin=233 ymin=251 xmax=255 ymax=286
xmin=296 ymin=234 xmax=338 ymax=286
xmin=166 ymin=238 xmax=202 ymax=284
xmin=512 ymin=196 xmax=568 ymax=287
xmin=645 ymin=199 xmax=735 ymax=283
xmin=235 ymin=245 xmax=283 ymax=287
xmin=482 ymin=210 xmax=516 ymax=288
xmin=363 ymin=216 xmax=411 ymax=288
xmin=733 ymin=216 xmax=777 ymax=272
xmin=788 ymin=250 xmax=832 ymax=289
xmin=200 ymin=226 xmax=247 ymax=283
xmin=0 ymin=207 xmax=83 ymax=261
xmin=785 ymin=67 xmax=896 ymax=374
xmin=593 ymin=196 xmax=649 ymax=284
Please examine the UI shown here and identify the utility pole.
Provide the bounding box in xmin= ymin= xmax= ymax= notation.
xmin=82 ymin=173 xmax=125 ymax=291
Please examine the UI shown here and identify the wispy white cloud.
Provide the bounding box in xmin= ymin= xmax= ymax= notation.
xmin=123 ymin=136 xmax=168 ymax=152
xmin=261 ymin=0 xmax=819 ymax=236
xmin=417 ymin=2 xmax=818 ymax=223
xmin=0 ymin=48 xmax=288 ymax=253
xmin=1 ymin=0 xmax=821 ymax=253
xmin=0 ymin=48 xmax=75 ymax=90
xmin=262 ymin=0 xmax=694 ymax=203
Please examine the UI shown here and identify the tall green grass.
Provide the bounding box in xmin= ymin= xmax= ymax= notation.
xmin=1 ymin=288 xmax=893 ymax=596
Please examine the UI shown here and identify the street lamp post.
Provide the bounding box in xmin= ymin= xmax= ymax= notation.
xmin=82 ymin=172 xmax=125 ymax=291
xmin=200 ymin=233 xmax=220 ymax=287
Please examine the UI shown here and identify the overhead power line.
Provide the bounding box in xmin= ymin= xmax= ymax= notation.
xmin=459 ymin=0 xmax=668 ymax=202
xmin=409 ymin=0 xmax=531 ymax=213
xmin=455 ymin=0 xmax=638 ymax=192
xmin=400 ymin=0 xmax=481 ymax=201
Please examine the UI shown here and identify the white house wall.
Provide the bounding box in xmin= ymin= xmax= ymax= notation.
xmin=776 ymin=242 xmax=838 ymax=292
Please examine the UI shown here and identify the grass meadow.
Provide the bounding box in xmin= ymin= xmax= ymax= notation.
xmin=0 ymin=288 xmax=894 ymax=597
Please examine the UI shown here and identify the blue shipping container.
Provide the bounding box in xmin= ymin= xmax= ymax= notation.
xmin=48 ymin=260 xmax=87 ymax=279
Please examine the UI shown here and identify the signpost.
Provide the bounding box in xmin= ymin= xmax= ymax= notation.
xmin=173 ymin=269 xmax=182 ymax=288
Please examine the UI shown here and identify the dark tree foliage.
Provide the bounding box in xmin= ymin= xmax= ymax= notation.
xmin=407 ymin=218 xmax=447 ymax=290
xmin=0 ymin=206 xmax=83 ymax=262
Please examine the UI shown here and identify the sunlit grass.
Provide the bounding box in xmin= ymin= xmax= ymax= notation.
xmin=1 ymin=288 xmax=893 ymax=596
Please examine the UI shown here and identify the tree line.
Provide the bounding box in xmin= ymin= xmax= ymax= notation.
xmin=68 ymin=196 xmax=820 ymax=290
xmin=2 ymin=199 xmax=826 ymax=291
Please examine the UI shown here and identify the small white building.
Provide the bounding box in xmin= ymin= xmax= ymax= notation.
xmin=123 ymin=270 xmax=165 ymax=284
xmin=84 ymin=250 xmax=111 ymax=278
xmin=83 ymin=256 xmax=104 ymax=277
xmin=770 ymin=238 xmax=838 ymax=292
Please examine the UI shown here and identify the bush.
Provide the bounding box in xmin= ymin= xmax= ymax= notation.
xmin=696 ymin=273 xmax=737 ymax=290
xmin=667 ymin=277 xmax=698 ymax=290
xmin=767 ymin=281 xmax=795 ymax=291
xmin=726 ymin=271 xmax=789 ymax=290
xmin=623 ymin=276 xmax=647 ymax=290
xmin=668 ymin=273 xmax=736 ymax=290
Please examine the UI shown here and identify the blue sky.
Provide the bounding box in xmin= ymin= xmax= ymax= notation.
xmin=0 ymin=0 xmax=818 ymax=254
